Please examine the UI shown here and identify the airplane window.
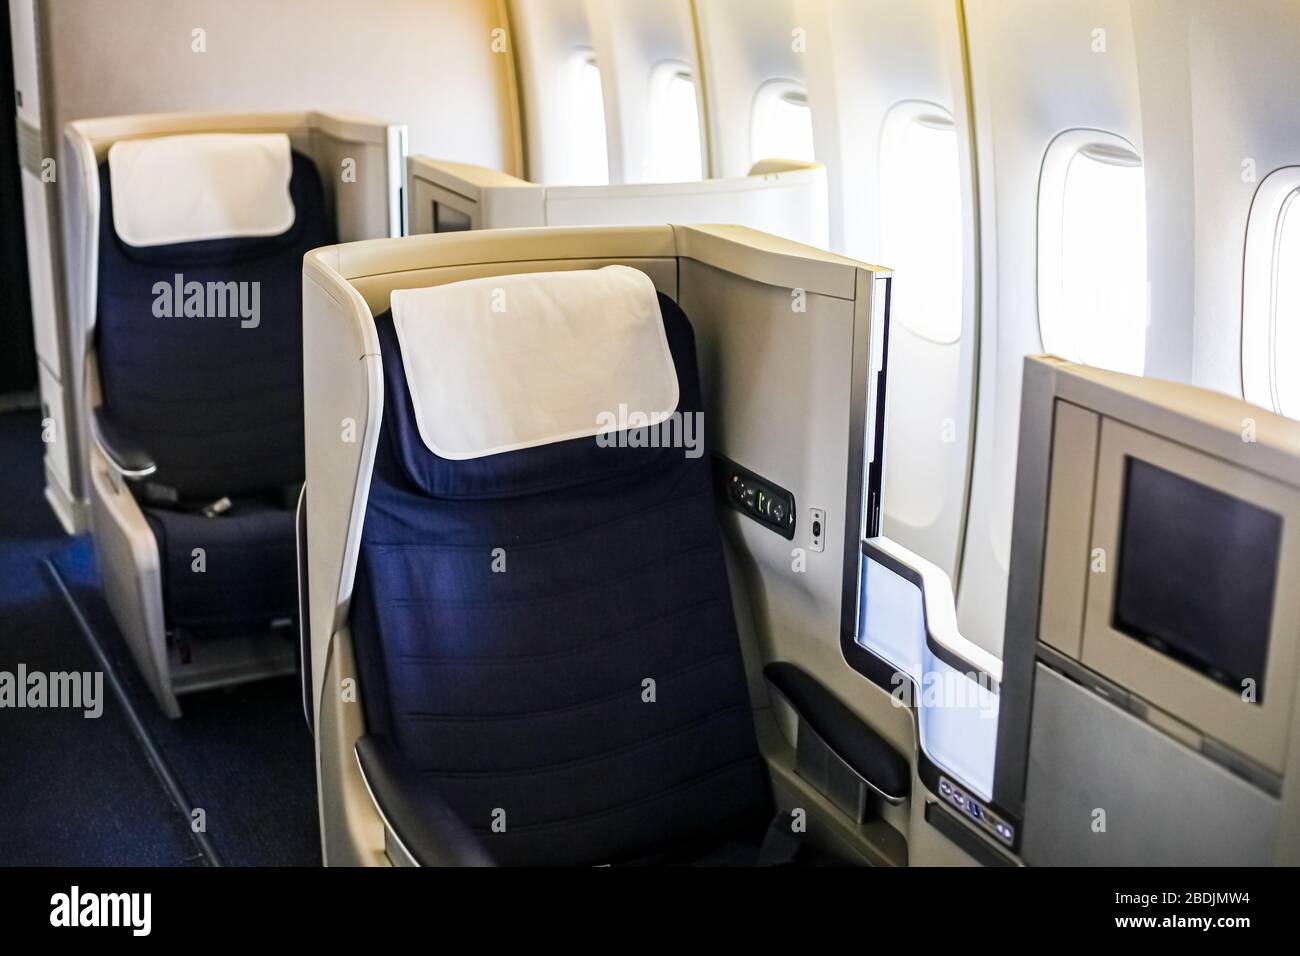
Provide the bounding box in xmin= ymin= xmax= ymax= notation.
xmin=648 ymin=64 xmax=704 ymax=183
xmin=1038 ymin=132 xmax=1148 ymax=375
xmin=569 ymin=53 xmax=609 ymax=186
xmin=751 ymin=81 xmax=815 ymax=166
xmin=1273 ymin=190 xmax=1300 ymax=418
xmin=880 ymin=104 xmax=962 ymax=344
xmin=1242 ymin=167 xmax=1300 ymax=417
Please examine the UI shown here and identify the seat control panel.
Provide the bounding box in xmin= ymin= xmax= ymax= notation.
xmin=938 ymin=775 xmax=1015 ymax=847
xmin=713 ymin=456 xmax=796 ymax=539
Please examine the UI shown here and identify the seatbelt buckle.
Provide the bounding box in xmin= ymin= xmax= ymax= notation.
xmin=201 ymin=497 xmax=233 ymax=518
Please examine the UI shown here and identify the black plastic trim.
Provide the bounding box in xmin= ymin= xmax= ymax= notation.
xmin=917 ymin=753 xmax=1021 ymax=854
xmin=765 ymin=661 xmax=910 ymax=800
xmin=838 ymin=274 xmax=891 ymax=701
xmin=713 ymin=454 xmax=796 ymax=539
xmin=864 ymin=276 xmax=891 ymax=541
xmin=355 ymin=735 xmax=495 ymax=867
xmin=92 ymin=405 xmax=156 ymax=478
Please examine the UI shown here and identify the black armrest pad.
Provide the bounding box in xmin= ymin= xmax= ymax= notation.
xmin=764 ymin=661 xmax=911 ymax=800
xmin=93 ymin=406 xmax=156 ymax=478
xmin=355 ymin=735 xmax=495 ymax=867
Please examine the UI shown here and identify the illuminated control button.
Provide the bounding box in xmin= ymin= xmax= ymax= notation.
xmin=995 ymin=822 xmax=1013 ymax=842
xmin=968 ymin=802 xmax=982 ymax=821
xmin=938 ymin=779 xmax=953 ymax=798
xmin=951 ymin=791 xmax=966 ymax=809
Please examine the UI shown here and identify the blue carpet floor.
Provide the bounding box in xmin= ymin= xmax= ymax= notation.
xmin=49 ymin=538 xmax=322 ymax=866
xmin=0 ymin=411 xmax=203 ymax=865
xmin=0 ymin=410 xmax=320 ymax=866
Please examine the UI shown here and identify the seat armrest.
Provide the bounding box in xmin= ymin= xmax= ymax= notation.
xmin=355 ymin=735 xmax=495 ymax=867
xmin=765 ymin=662 xmax=910 ymax=802
xmin=93 ymin=406 xmax=157 ymax=479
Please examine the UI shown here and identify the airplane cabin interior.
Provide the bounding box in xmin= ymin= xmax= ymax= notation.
xmin=1 ymin=0 xmax=1299 ymax=911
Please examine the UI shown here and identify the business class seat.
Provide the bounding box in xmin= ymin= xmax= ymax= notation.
xmin=96 ymin=144 xmax=331 ymax=633
xmin=66 ymin=112 xmax=406 ymax=717
xmin=352 ymin=269 xmax=793 ymax=865
xmin=303 ymin=225 xmax=909 ymax=866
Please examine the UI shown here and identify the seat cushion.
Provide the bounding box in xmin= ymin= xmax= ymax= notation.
xmin=144 ymin=497 xmax=297 ymax=634
xmin=94 ymin=148 xmax=336 ymax=500
xmin=350 ymin=289 xmax=773 ymax=866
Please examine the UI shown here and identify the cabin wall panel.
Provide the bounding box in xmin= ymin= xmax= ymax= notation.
xmin=693 ymin=0 xmax=805 ymax=178
xmin=40 ymin=0 xmax=517 ymax=168
xmin=799 ymin=0 xmax=963 ymax=257
xmin=1128 ymin=0 xmax=1195 ymax=387
xmin=1133 ymin=0 xmax=1300 ymax=399
xmin=583 ymin=0 xmax=699 ymax=185
xmin=958 ymin=0 xmax=1143 ymax=654
xmin=509 ymin=0 xmax=594 ymax=184
xmin=799 ymin=0 xmax=976 ymax=586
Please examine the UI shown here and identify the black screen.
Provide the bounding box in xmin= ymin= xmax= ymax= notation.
xmin=1113 ymin=457 xmax=1282 ymax=701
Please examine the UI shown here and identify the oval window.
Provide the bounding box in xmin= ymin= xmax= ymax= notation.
xmin=751 ymin=81 xmax=815 ymax=166
xmin=1037 ymin=130 xmax=1148 ymax=375
xmin=648 ymin=62 xmax=704 ymax=182
xmin=1242 ymin=166 xmax=1300 ymax=418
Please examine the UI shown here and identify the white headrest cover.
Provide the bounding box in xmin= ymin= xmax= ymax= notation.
xmin=390 ymin=266 xmax=680 ymax=460
xmin=107 ymin=133 xmax=295 ymax=247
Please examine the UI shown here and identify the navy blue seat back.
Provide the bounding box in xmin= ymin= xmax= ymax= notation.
xmin=351 ymin=292 xmax=773 ymax=866
xmin=95 ymin=150 xmax=335 ymax=500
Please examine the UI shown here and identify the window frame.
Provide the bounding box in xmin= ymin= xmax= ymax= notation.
xmin=878 ymin=99 xmax=962 ymax=345
xmin=749 ymin=79 xmax=815 ymax=167
xmin=1036 ymin=128 xmax=1147 ymax=374
xmin=1242 ymin=166 xmax=1300 ymax=416
xmin=566 ymin=48 xmax=610 ymax=186
xmin=646 ymin=60 xmax=705 ymax=183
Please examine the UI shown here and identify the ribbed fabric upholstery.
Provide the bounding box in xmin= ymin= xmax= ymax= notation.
xmin=350 ymin=293 xmax=773 ymax=866
xmin=95 ymin=150 xmax=333 ymax=499
xmin=95 ymin=148 xmax=335 ymax=634
xmin=144 ymin=496 xmax=297 ymax=633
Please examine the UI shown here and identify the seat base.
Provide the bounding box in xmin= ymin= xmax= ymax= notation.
xmin=144 ymin=495 xmax=298 ymax=635
xmin=168 ymin=626 xmax=298 ymax=697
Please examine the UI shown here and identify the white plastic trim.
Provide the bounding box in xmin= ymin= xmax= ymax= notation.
xmin=1242 ymin=166 xmax=1300 ymax=415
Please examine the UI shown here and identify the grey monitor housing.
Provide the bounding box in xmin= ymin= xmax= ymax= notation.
xmin=997 ymin=355 xmax=1300 ymax=865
